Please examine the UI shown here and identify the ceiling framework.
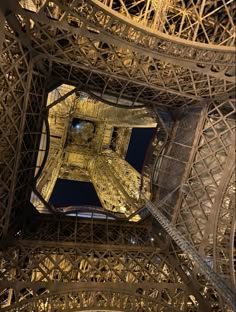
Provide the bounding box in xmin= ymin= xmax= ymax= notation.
xmin=0 ymin=216 xmax=212 ymax=311
xmin=0 ymin=0 xmax=235 ymax=311
xmin=97 ymin=0 xmax=235 ymax=45
xmin=2 ymin=0 xmax=235 ymax=108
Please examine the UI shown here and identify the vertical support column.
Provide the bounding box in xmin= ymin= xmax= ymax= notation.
xmin=34 ymin=150 xmax=64 ymax=213
xmin=89 ymin=151 xmax=143 ymax=217
xmin=34 ymin=86 xmax=74 ymax=213
xmin=0 ymin=10 xmax=4 ymax=55
xmin=0 ymin=24 xmax=31 ymax=235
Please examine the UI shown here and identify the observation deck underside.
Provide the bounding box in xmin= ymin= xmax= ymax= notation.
xmin=0 ymin=0 xmax=235 ymax=311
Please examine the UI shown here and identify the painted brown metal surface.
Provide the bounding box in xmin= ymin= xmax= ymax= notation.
xmin=0 ymin=0 xmax=235 ymax=311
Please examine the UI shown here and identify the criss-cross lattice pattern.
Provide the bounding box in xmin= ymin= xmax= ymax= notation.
xmin=0 ymin=0 xmax=235 ymax=311
xmin=0 ymin=25 xmax=46 ymax=235
xmin=0 ymin=217 xmax=209 ymax=312
xmin=174 ymin=99 xmax=235 ymax=288
xmin=89 ymin=153 xmax=144 ymax=216
xmin=9 ymin=0 xmax=235 ymax=108
xmin=214 ymin=170 xmax=235 ymax=288
xmin=96 ymin=0 xmax=235 ymax=46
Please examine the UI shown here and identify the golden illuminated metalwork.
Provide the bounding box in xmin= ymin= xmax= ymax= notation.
xmin=0 ymin=0 xmax=235 ymax=311
xmin=32 ymin=84 xmax=155 ymax=215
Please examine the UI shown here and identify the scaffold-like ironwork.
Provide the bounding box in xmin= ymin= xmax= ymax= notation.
xmin=0 ymin=0 xmax=235 ymax=311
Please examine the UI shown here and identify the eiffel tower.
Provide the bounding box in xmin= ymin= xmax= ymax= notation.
xmin=0 ymin=0 xmax=235 ymax=311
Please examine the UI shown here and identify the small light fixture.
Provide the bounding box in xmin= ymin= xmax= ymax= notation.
xmin=131 ymin=238 xmax=136 ymax=245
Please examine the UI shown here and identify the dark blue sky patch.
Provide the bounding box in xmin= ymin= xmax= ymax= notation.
xmin=126 ymin=128 xmax=155 ymax=173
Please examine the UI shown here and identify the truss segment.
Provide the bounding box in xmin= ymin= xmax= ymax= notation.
xmin=143 ymin=195 xmax=235 ymax=310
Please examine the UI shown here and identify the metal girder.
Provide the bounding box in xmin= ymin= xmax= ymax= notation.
xmin=16 ymin=0 xmax=236 ymax=78
xmin=149 ymin=106 xmax=205 ymax=219
xmin=1 ymin=0 xmax=235 ymax=110
xmin=0 ymin=284 xmax=186 ymax=312
xmin=19 ymin=215 xmax=158 ymax=247
xmin=0 ymin=215 xmax=211 ymax=311
xmin=89 ymin=152 xmax=144 ymax=216
xmin=142 ymin=100 xmax=235 ymax=310
xmin=143 ymin=195 xmax=235 ymax=310
xmin=0 ymin=25 xmax=46 ymax=235
xmin=0 ymin=0 xmax=235 ymax=311
xmin=172 ymin=100 xmax=236 ymax=286
xmin=145 ymin=99 xmax=236 ymax=289
xmin=213 ymin=167 xmax=235 ymax=288
xmin=46 ymin=86 xmax=78 ymax=110
xmin=33 ymin=86 xmax=152 ymax=215
xmin=95 ymin=0 xmax=235 ymax=47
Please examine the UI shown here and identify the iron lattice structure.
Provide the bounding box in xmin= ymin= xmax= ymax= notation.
xmin=32 ymin=85 xmax=155 ymax=216
xmin=0 ymin=0 xmax=235 ymax=311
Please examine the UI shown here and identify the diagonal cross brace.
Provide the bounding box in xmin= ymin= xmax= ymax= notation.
xmin=142 ymin=194 xmax=236 ymax=310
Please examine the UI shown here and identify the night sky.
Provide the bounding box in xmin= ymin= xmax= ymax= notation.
xmin=50 ymin=180 xmax=101 ymax=207
xmin=50 ymin=128 xmax=155 ymax=207
xmin=126 ymin=128 xmax=156 ymax=173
